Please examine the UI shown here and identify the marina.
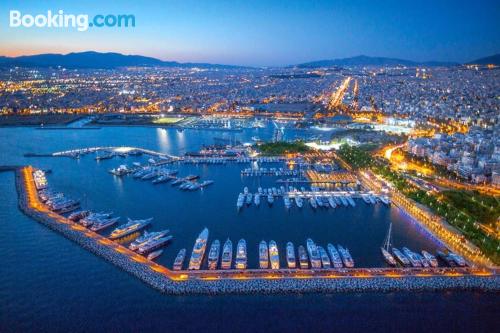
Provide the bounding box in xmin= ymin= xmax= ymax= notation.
xmin=1 ymin=127 xmax=496 ymax=295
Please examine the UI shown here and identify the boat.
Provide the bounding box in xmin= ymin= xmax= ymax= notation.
xmin=286 ymin=242 xmax=296 ymax=268
xmin=328 ymin=197 xmax=337 ymax=209
xmin=339 ymin=196 xmax=349 ymax=207
xmin=267 ymin=193 xmax=274 ymax=205
xmin=309 ymin=197 xmax=318 ymax=209
xmin=448 ymin=252 xmax=466 ymax=267
xmin=141 ymin=171 xmax=157 ymax=180
xmin=68 ymin=210 xmax=90 ymax=222
xmin=188 ymin=228 xmax=209 ymax=270
xmin=295 ymin=196 xmax=303 ymax=208
xmin=152 ymin=174 xmax=170 ymax=184
xmin=402 ymin=247 xmax=422 ymax=267
xmin=392 ymin=248 xmax=410 ymax=266
xmin=171 ymin=178 xmax=183 ymax=186
xmin=315 ymin=196 xmax=323 ymax=207
xmin=89 ymin=217 xmax=120 ymax=232
xmin=380 ymin=196 xmax=390 ymax=205
xmin=254 ymin=194 xmax=260 ymax=206
xmin=173 ymin=249 xmax=186 ymax=270
xmin=421 ymin=250 xmax=438 ymax=267
xmin=362 ymin=195 xmax=371 ymax=204
xmin=237 ymin=193 xmax=245 ymax=209
xmin=327 ymin=244 xmax=343 ymax=268
xmin=381 ymin=247 xmax=397 ymax=266
xmin=137 ymin=235 xmax=173 ymax=254
xmin=306 ymin=238 xmax=321 ymax=268
xmin=369 ymin=195 xmax=377 ymax=205
xmin=147 ymin=249 xmax=163 ymax=261
xmin=221 ymin=239 xmax=233 ymax=269
xmin=284 ymin=197 xmax=291 ymax=209
xmin=80 ymin=212 xmax=113 ymax=227
xmin=259 ymin=241 xmax=269 ymax=269
xmin=347 ymin=196 xmax=356 ymax=207
xmin=269 ymin=240 xmax=280 ymax=269
xmin=380 ymin=222 xmax=397 ymax=266
xmin=235 ymin=239 xmax=247 ymax=269
xmin=318 ymin=246 xmax=331 ymax=269
xmin=337 ymin=245 xmax=354 ymax=268
xmin=53 ymin=200 xmax=80 ymax=214
xmin=207 ymin=240 xmax=220 ymax=270
xmin=109 ymin=218 xmax=152 ymax=240
xmin=437 ymin=251 xmax=457 ymax=267
xmin=298 ymin=245 xmax=309 ymax=269
xmin=415 ymin=253 xmax=429 ymax=267
xmin=246 ymin=193 xmax=253 ymax=206
xmin=129 ymin=230 xmax=170 ymax=251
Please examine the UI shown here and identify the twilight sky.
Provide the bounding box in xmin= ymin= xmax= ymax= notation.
xmin=0 ymin=0 xmax=499 ymax=66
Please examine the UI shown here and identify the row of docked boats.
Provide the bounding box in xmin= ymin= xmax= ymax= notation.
xmin=241 ymin=167 xmax=302 ymax=177
xmin=38 ymin=188 xmax=80 ymax=214
xmin=34 ymin=173 xmax=170 ymax=261
xmin=111 ymin=164 xmax=215 ymax=191
xmin=380 ymin=223 xmax=465 ymax=268
xmin=174 ymin=229 xmax=355 ymax=271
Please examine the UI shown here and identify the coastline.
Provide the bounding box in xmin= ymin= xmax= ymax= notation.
xmin=11 ymin=166 xmax=500 ymax=295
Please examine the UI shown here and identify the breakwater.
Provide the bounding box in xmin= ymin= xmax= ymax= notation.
xmin=12 ymin=166 xmax=500 ymax=295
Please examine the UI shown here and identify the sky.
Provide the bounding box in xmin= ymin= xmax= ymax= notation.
xmin=0 ymin=0 xmax=499 ymax=66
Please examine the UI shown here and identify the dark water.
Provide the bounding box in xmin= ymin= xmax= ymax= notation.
xmin=0 ymin=126 xmax=497 ymax=332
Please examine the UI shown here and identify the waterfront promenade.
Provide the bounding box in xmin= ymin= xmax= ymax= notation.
xmin=8 ymin=165 xmax=499 ymax=294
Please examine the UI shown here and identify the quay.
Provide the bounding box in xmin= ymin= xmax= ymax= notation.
xmin=8 ymin=165 xmax=499 ymax=294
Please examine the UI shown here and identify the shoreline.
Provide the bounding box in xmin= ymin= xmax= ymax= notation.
xmin=11 ymin=166 xmax=500 ymax=295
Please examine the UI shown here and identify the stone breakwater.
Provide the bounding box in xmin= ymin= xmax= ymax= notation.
xmin=13 ymin=168 xmax=500 ymax=295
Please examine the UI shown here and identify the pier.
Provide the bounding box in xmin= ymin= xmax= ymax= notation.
xmin=10 ymin=165 xmax=499 ymax=294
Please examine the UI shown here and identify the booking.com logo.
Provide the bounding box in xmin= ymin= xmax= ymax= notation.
xmin=9 ymin=10 xmax=135 ymax=32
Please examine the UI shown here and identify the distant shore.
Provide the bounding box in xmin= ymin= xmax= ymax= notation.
xmin=0 ymin=114 xmax=84 ymax=127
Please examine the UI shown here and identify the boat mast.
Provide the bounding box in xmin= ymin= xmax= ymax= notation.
xmin=383 ymin=223 xmax=392 ymax=251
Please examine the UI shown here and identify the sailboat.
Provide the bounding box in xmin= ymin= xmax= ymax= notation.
xmin=380 ymin=223 xmax=397 ymax=266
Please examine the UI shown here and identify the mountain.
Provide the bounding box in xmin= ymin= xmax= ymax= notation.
xmin=0 ymin=51 xmax=245 ymax=69
xmin=468 ymin=54 xmax=500 ymax=65
xmin=294 ymin=55 xmax=458 ymax=68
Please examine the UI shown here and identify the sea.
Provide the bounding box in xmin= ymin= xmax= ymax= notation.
xmin=0 ymin=125 xmax=497 ymax=332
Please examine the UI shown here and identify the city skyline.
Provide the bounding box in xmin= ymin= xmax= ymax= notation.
xmin=1 ymin=0 xmax=499 ymax=66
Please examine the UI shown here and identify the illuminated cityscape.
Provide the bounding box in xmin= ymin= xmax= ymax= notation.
xmin=0 ymin=0 xmax=498 ymax=332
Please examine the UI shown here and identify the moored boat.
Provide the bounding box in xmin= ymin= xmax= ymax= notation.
xmin=129 ymin=229 xmax=170 ymax=251
xmin=89 ymin=217 xmax=120 ymax=232
xmin=318 ymin=246 xmax=331 ymax=269
xmin=137 ymin=235 xmax=173 ymax=254
xmin=221 ymin=238 xmax=233 ymax=269
xmin=392 ymin=248 xmax=410 ymax=266
xmin=188 ymin=228 xmax=209 ymax=270
xmin=337 ymin=245 xmax=354 ymax=268
xmin=109 ymin=217 xmax=152 ymax=240
xmin=327 ymin=243 xmax=343 ymax=268
xmin=306 ymin=238 xmax=321 ymax=268
xmin=298 ymin=245 xmax=309 ymax=269
xmin=421 ymin=250 xmax=438 ymax=267
xmin=259 ymin=241 xmax=269 ymax=269
xmin=207 ymin=240 xmax=220 ymax=270
xmin=147 ymin=249 xmax=163 ymax=261
xmin=173 ymin=248 xmax=186 ymax=270
xmin=235 ymin=239 xmax=247 ymax=269
xmin=68 ymin=210 xmax=90 ymax=222
xmin=286 ymin=242 xmax=296 ymax=268
xmin=269 ymin=240 xmax=280 ymax=269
